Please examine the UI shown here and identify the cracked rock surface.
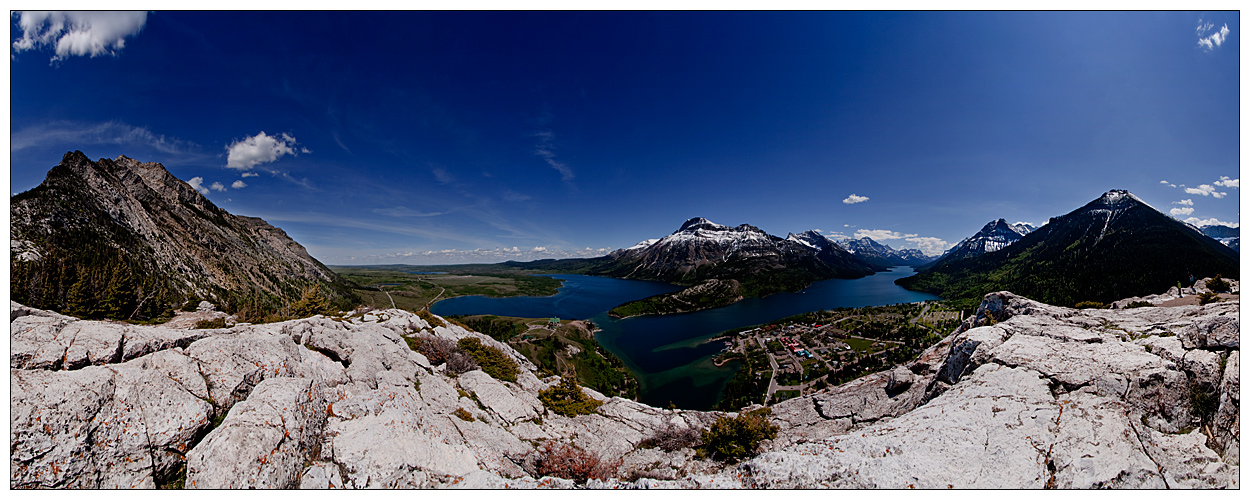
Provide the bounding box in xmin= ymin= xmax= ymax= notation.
xmin=10 ymin=288 xmax=1239 ymax=489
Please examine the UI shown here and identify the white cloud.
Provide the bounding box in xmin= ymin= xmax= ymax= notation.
xmin=905 ymin=236 xmax=950 ymax=257
xmin=10 ymin=120 xmax=195 ymax=155
xmin=187 ymin=177 xmax=209 ymax=195
xmin=531 ymin=246 xmax=547 ymax=252
xmin=1160 ymin=180 xmax=1178 ymax=188
xmin=1214 ymin=176 xmax=1239 ymax=188
xmin=1174 ymin=199 xmax=1193 ymax=206
xmin=231 ymin=180 xmax=247 ymax=189
xmin=241 ymin=172 xmax=259 ymax=178
xmin=842 ymin=194 xmax=869 ymax=204
xmin=1160 ymin=180 xmax=1169 ymax=184
xmin=12 ymin=11 xmax=148 ymax=61
xmin=225 ymin=131 xmax=301 ymax=171
xmin=209 ymin=182 xmax=226 ymax=192
xmin=854 ymin=229 xmax=905 ymax=240
xmin=1170 ymin=207 xmax=1195 ymax=216
xmin=1184 ymin=184 xmax=1226 ymax=198
xmin=1197 ymin=21 xmax=1231 ymax=51
xmin=1184 ymin=217 xmax=1239 ymax=228
xmin=533 ymin=130 xmax=574 ymax=182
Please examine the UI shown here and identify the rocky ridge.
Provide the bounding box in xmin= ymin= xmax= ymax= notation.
xmin=10 ymin=282 xmax=1239 ymax=488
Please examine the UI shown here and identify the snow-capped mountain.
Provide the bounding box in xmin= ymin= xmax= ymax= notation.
xmin=933 ymin=218 xmax=1035 ymax=263
xmin=899 ymin=189 xmax=1239 ymax=305
xmin=1198 ymin=224 xmax=1239 ymax=253
xmin=838 ymin=237 xmax=937 ymax=267
xmin=594 ymin=218 xmax=881 ymax=294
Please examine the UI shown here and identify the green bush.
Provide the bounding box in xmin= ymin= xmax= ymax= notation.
xmin=416 ymin=309 xmax=446 ymax=328
xmin=291 ymin=286 xmax=332 ymax=317
xmin=1074 ymin=301 xmax=1107 ymax=309
xmin=457 ymin=337 xmax=518 ymax=382
xmin=1207 ymin=274 xmax=1232 ymax=294
xmin=194 ymin=318 xmax=227 ymax=329
xmin=698 ymin=409 xmax=779 ymax=463
xmin=1124 ymin=301 xmax=1155 ymax=309
xmin=1197 ymin=291 xmax=1221 ymax=305
xmin=539 ymin=376 xmax=603 ymax=417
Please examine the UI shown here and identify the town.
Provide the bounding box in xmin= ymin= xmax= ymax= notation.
xmin=713 ymin=301 xmax=966 ymax=410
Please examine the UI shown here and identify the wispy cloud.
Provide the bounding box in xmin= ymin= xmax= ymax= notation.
xmin=241 ymin=172 xmax=259 ymax=178
xmin=209 ymin=181 xmax=226 ymax=192
xmin=1184 ymin=217 xmax=1239 ymax=228
xmin=1197 ymin=20 xmax=1231 ymax=51
xmin=842 ymin=194 xmax=869 ymax=204
xmin=225 ymin=131 xmax=302 ymax=171
xmin=11 ymin=11 xmax=147 ymax=62
xmin=905 ymin=236 xmax=950 ymax=257
xmin=1184 ymin=184 xmax=1227 ymax=198
xmin=1170 ymin=207 xmax=1195 ymax=216
xmin=372 ymin=206 xmax=446 ymax=218
xmin=431 ymin=167 xmax=456 ymax=185
xmin=11 ymin=120 xmax=197 ymax=155
xmin=1214 ymin=176 xmax=1239 ymax=188
xmin=1160 ymin=180 xmax=1177 ymax=188
xmin=502 ymin=189 xmax=532 ymax=202
xmin=1174 ymin=199 xmax=1194 ymax=206
xmin=533 ymin=129 xmax=575 ymax=182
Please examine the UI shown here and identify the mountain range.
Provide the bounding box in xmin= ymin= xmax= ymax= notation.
xmin=837 ymin=236 xmax=936 ymax=268
xmin=9 ymin=151 xmax=357 ymax=321
xmin=1199 ymin=223 xmax=1239 ymax=252
xmin=897 ymin=190 xmax=1240 ymax=306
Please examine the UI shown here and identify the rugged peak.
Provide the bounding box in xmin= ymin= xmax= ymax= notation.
xmin=677 ymin=217 xmax=728 ymax=233
xmin=1097 ymin=189 xmax=1136 ymax=206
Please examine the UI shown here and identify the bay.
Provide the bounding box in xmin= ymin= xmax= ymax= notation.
xmin=431 ymin=267 xmax=939 ymax=410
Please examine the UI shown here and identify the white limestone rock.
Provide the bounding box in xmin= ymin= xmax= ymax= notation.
xmin=186 ymin=377 xmax=329 ymax=489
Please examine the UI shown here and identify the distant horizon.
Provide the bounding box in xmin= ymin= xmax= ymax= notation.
xmin=10 ymin=11 xmax=1240 ymax=265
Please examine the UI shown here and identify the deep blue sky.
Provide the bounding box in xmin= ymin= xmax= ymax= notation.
xmin=9 ymin=11 xmax=1241 ymax=264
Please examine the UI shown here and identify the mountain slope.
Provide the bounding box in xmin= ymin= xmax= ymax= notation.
xmin=588 ymin=218 xmax=882 ymax=297
xmin=897 ymin=190 xmax=1239 ymax=306
xmin=10 ymin=151 xmax=357 ymax=320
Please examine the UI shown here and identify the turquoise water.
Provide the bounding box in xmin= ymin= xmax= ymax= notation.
xmin=431 ymin=267 xmax=938 ymax=410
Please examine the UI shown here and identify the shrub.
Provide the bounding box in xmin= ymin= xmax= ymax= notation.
xmin=194 ymin=318 xmax=227 ymax=329
xmin=405 ymin=335 xmax=457 ymax=366
xmin=639 ymin=424 xmax=702 ymax=452
xmin=1124 ymin=301 xmax=1155 ymax=309
xmin=445 ymin=351 xmax=480 ymax=376
xmin=539 ymin=376 xmax=602 ymax=417
xmin=291 ymin=286 xmax=333 ymax=318
xmin=1189 ymin=382 xmax=1219 ymax=424
xmin=698 ymin=410 xmax=779 ymax=463
xmin=1074 ymin=301 xmax=1107 ymax=309
xmin=453 ymin=407 xmax=475 ymax=421
xmin=531 ymin=441 xmax=619 ymax=483
xmin=1197 ymin=291 xmax=1221 ymax=305
xmin=457 ymin=337 xmax=518 ymax=382
xmin=1207 ymin=274 xmax=1232 ymax=294
xmin=416 ymin=309 xmax=446 ymax=328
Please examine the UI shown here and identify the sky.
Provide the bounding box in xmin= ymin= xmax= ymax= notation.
xmin=8 ymin=11 xmax=1242 ymax=264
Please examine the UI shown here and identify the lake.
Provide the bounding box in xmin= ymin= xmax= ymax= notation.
xmin=431 ymin=267 xmax=939 ymax=410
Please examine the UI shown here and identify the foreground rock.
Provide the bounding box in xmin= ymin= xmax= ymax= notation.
xmin=10 ymin=286 xmax=1239 ymax=489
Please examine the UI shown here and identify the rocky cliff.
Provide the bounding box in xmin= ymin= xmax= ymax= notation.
xmin=10 ymin=283 xmax=1239 ymax=488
